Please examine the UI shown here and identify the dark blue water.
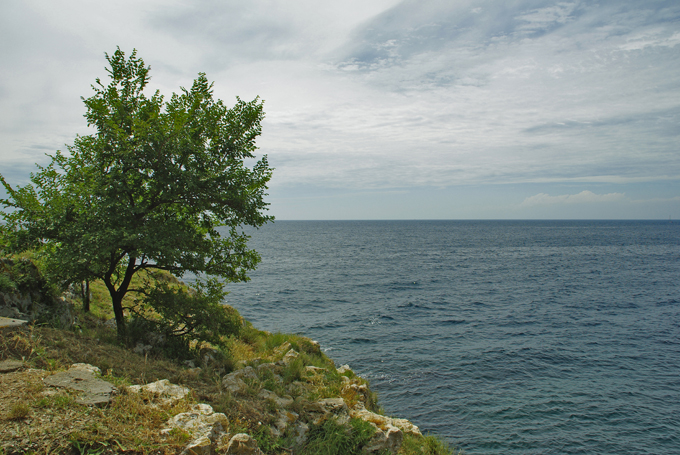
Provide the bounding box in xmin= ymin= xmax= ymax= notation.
xmin=221 ymin=220 xmax=680 ymax=454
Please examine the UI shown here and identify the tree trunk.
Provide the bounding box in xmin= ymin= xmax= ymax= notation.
xmin=112 ymin=291 xmax=126 ymax=338
xmin=82 ymin=280 xmax=90 ymax=312
xmin=105 ymin=255 xmax=137 ymax=339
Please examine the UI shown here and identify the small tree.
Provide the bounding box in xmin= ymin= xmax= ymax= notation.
xmin=0 ymin=48 xmax=273 ymax=337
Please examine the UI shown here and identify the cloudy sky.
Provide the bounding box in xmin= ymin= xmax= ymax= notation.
xmin=1 ymin=0 xmax=679 ymax=219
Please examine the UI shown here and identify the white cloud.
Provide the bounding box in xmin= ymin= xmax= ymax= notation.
xmin=521 ymin=191 xmax=626 ymax=206
xmin=1 ymin=0 xmax=680 ymax=219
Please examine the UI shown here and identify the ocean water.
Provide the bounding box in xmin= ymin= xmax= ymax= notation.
xmin=221 ymin=220 xmax=680 ymax=454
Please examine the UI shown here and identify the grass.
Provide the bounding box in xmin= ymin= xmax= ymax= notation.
xmin=300 ymin=418 xmax=379 ymax=455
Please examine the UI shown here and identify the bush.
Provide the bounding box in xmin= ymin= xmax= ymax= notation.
xmin=399 ymin=433 xmax=455 ymax=455
xmin=125 ymin=277 xmax=242 ymax=362
xmin=0 ymin=272 xmax=16 ymax=293
xmin=300 ymin=418 xmax=376 ymax=455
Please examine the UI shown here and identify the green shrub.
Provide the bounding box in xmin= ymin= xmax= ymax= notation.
xmin=300 ymin=418 xmax=376 ymax=455
xmin=283 ymin=356 xmax=305 ymax=383
xmin=126 ymin=277 xmax=243 ymax=361
xmin=7 ymin=402 xmax=30 ymax=420
xmin=0 ymin=273 xmax=16 ymax=293
xmin=399 ymin=433 xmax=455 ymax=455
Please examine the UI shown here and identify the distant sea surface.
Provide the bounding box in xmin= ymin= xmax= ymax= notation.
xmin=220 ymin=220 xmax=680 ymax=454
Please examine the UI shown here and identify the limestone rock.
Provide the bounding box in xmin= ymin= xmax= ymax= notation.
xmin=307 ymin=397 xmax=350 ymax=425
xmin=291 ymin=421 xmax=309 ymax=447
xmin=222 ymin=366 xmax=257 ymax=395
xmin=271 ymin=342 xmax=291 ymax=358
xmin=0 ymin=315 xmax=27 ymax=327
xmin=388 ymin=417 xmax=422 ymax=437
xmin=337 ymin=364 xmax=352 ymax=374
xmin=364 ymin=422 xmax=403 ymax=454
xmin=183 ymin=435 xmax=212 ymax=455
xmin=271 ymin=409 xmax=299 ymax=437
xmin=258 ymin=388 xmax=294 ymax=408
xmin=305 ymin=365 xmax=326 ymax=374
xmin=70 ymin=363 xmax=101 ymax=375
xmin=224 ymin=433 xmax=264 ymax=455
xmin=280 ymin=349 xmax=299 ymax=365
xmin=128 ymin=379 xmax=190 ymax=404
xmin=350 ymin=404 xmax=421 ymax=437
xmin=0 ymin=359 xmax=24 ymax=373
xmin=342 ymin=381 xmax=371 ymax=407
xmin=162 ymin=404 xmax=229 ymax=455
xmin=43 ymin=363 xmax=115 ymax=406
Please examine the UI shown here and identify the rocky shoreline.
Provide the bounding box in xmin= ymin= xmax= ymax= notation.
xmin=0 ymin=329 xmax=431 ymax=454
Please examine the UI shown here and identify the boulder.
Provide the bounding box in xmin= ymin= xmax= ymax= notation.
xmin=271 ymin=409 xmax=299 ymax=437
xmin=223 ymin=433 xmax=264 ymax=455
xmin=128 ymin=379 xmax=190 ymax=404
xmin=258 ymin=388 xmax=293 ymax=408
xmin=271 ymin=342 xmax=292 ymax=358
xmin=350 ymin=404 xmax=422 ymax=437
xmin=337 ymin=364 xmax=352 ymax=374
xmin=222 ymin=366 xmax=257 ymax=395
xmin=291 ymin=420 xmax=310 ymax=447
xmin=162 ymin=403 xmax=229 ymax=455
xmin=306 ymin=397 xmax=351 ymax=425
xmin=280 ymin=349 xmax=299 ymax=365
xmin=364 ymin=422 xmax=403 ymax=454
xmin=342 ymin=381 xmax=371 ymax=407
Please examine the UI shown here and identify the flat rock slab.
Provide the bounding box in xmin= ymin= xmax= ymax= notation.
xmin=0 ymin=359 xmax=24 ymax=373
xmin=44 ymin=368 xmax=116 ymax=406
xmin=0 ymin=317 xmax=28 ymax=328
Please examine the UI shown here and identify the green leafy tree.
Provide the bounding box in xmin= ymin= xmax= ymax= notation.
xmin=0 ymin=48 xmax=273 ymax=336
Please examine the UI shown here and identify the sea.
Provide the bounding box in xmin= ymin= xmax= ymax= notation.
xmin=218 ymin=220 xmax=680 ymax=455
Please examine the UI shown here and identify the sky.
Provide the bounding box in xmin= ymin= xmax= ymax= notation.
xmin=1 ymin=0 xmax=679 ymax=220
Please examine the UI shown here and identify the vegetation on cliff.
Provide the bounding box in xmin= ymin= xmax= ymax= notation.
xmin=0 ymin=261 xmax=456 ymax=454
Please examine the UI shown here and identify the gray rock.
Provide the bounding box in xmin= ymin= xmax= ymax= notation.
xmin=307 ymin=397 xmax=351 ymax=425
xmin=43 ymin=363 xmax=116 ymax=406
xmin=271 ymin=342 xmax=292 ymax=358
xmin=271 ymin=409 xmax=299 ymax=437
xmin=256 ymin=362 xmax=280 ymax=376
xmin=337 ymin=364 xmax=352 ymax=374
xmin=161 ymin=403 xmax=230 ymax=455
xmin=280 ymin=349 xmax=299 ymax=365
xmin=291 ymin=421 xmax=309 ymax=447
xmin=258 ymin=389 xmax=293 ymax=408
xmin=0 ymin=317 xmax=28 ymax=328
xmin=128 ymin=379 xmax=190 ymax=404
xmin=350 ymin=403 xmax=422 ymax=437
xmin=0 ymin=359 xmax=24 ymax=373
xmin=224 ymin=433 xmax=264 ymax=455
xmin=364 ymin=422 xmax=403 ymax=454
xmin=222 ymin=366 xmax=257 ymax=394
xmin=305 ymin=365 xmax=326 ymax=374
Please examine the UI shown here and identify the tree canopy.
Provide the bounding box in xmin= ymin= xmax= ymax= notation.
xmin=0 ymin=48 xmax=273 ymax=337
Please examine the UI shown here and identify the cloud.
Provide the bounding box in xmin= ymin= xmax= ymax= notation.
xmin=521 ymin=191 xmax=626 ymax=206
xmin=1 ymin=0 xmax=680 ymax=219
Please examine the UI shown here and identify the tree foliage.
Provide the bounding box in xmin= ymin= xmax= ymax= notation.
xmin=0 ymin=48 xmax=273 ymax=336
